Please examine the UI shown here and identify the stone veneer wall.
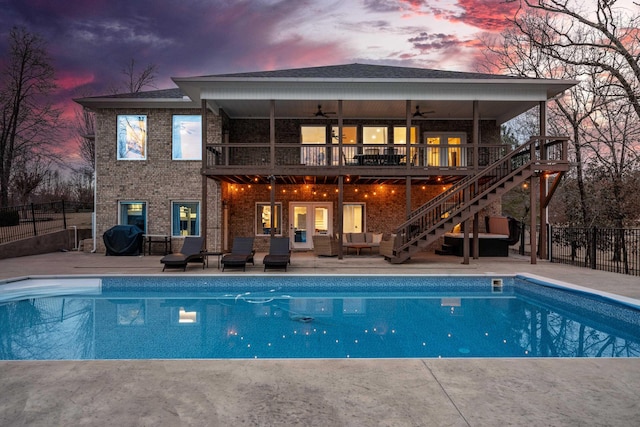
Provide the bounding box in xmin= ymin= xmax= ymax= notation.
xmin=94 ymin=108 xmax=223 ymax=253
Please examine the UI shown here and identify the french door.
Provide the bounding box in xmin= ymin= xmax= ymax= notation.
xmin=289 ymin=202 xmax=332 ymax=250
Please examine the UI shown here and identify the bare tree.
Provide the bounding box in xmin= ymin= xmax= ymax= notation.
xmin=0 ymin=27 xmax=61 ymax=207
xmin=109 ymin=59 xmax=158 ymax=94
xmin=507 ymin=0 xmax=640 ymax=121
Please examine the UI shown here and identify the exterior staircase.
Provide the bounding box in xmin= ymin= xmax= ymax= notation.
xmin=386 ymin=136 xmax=570 ymax=264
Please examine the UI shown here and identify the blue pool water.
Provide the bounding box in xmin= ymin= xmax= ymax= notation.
xmin=1 ymin=275 xmax=639 ymax=360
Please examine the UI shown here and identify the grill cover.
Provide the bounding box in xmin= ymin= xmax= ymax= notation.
xmin=103 ymin=225 xmax=144 ymax=256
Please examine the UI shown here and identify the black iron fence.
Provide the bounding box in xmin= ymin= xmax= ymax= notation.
xmin=549 ymin=226 xmax=640 ymax=277
xmin=0 ymin=201 xmax=93 ymax=245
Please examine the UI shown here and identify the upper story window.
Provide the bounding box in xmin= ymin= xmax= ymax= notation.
xmin=300 ymin=126 xmax=327 ymax=165
xmin=425 ymin=133 xmax=466 ymax=167
xmin=117 ymin=115 xmax=147 ymax=160
xmin=172 ymin=115 xmax=202 ymax=160
xmin=393 ymin=126 xmax=417 ymax=145
xmin=363 ymin=126 xmax=388 ymax=145
xmin=331 ymin=126 xmax=357 ymax=166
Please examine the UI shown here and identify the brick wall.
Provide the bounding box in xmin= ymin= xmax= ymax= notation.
xmin=94 ymin=108 xmax=223 ymax=253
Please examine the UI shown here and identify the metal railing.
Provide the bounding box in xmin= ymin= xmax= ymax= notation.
xmin=549 ymin=226 xmax=640 ymax=277
xmin=0 ymin=201 xmax=92 ymax=245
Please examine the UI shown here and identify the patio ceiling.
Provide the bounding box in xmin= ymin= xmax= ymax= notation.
xmin=206 ymin=98 xmax=540 ymax=124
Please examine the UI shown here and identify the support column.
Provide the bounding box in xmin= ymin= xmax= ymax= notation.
xmin=270 ymin=100 xmax=276 ymax=168
xmin=406 ymin=176 xmax=411 ymax=218
xmin=269 ymin=175 xmax=276 ymax=237
xmin=338 ymin=101 xmax=344 ymax=260
xmin=538 ymin=100 xmax=548 ymax=259
xmin=338 ymin=175 xmax=344 ymax=260
xmin=530 ymin=173 xmax=537 ymax=264
xmin=462 ymin=186 xmax=470 ymax=265
xmin=201 ymin=99 xmax=208 ymax=250
xmin=473 ymin=100 xmax=479 ymax=171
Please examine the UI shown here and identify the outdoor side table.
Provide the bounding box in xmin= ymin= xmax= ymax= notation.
xmin=144 ymin=234 xmax=172 ymax=255
xmin=202 ymin=251 xmax=224 ymax=269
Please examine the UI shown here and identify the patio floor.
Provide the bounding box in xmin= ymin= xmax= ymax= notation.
xmin=1 ymin=250 xmax=639 ymax=426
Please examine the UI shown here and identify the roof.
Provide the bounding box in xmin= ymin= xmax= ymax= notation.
xmin=201 ymin=63 xmax=518 ymax=80
xmin=76 ymin=63 xmax=578 ymax=123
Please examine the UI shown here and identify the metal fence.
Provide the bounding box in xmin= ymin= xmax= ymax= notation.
xmin=0 ymin=200 xmax=92 ymax=245
xmin=549 ymin=226 xmax=640 ymax=277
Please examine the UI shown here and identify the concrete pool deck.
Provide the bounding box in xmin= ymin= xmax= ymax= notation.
xmin=1 ymin=250 xmax=639 ymax=426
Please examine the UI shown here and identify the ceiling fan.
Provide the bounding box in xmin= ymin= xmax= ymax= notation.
xmin=314 ymin=104 xmax=335 ymax=118
xmin=413 ymin=105 xmax=434 ymax=118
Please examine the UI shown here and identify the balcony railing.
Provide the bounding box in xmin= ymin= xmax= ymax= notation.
xmin=205 ymin=143 xmax=512 ymax=170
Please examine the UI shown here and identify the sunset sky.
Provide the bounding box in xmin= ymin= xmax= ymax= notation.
xmin=0 ymin=0 xmax=635 ymax=165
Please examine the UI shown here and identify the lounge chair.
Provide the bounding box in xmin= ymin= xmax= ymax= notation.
xmin=221 ymin=237 xmax=255 ymax=271
xmin=263 ymin=237 xmax=291 ymax=271
xmin=160 ymin=236 xmax=205 ymax=271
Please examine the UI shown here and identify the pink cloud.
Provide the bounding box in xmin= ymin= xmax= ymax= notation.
xmin=56 ymin=72 xmax=95 ymax=91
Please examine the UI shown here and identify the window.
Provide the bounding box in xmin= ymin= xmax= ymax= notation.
xmin=256 ymin=203 xmax=282 ymax=235
xmin=119 ymin=201 xmax=147 ymax=232
xmin=300 ymin=126 xmax=327 ymax=165
xmin=172 ymin=202 xmax=200 ymax=236
xmin=363 ymin=126 xmax=388 ymax=145
xmin=343 ymin=203 xmax=365 ymax=233
xmin=117 ymin=115 xmax=147 ymax=160
xmin=394 ymin=126 xmax=418 ymax=164
xmin=425 ymin=133 xmax=466 ymax=167
xmin=331 ymin=126 xmax=357 ymax=165
xmin=172 ymin=115 xmax=202 ymax=160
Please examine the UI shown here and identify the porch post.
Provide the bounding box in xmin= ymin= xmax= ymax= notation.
xmin=270 ymin=175 xmax=276 ymax=237
xmin=473 ymin=100 xmax=479 ymax=171
xmin=270 ymin=100 xmax=276 ymax=168
xmin=530 ymin=172 xmax=537 ymax=264
xmin=201 ymin=99 xmax=208 ymax=250
xmin=462 ymin=186 xmax=470 ymax=264
xmin=338 ymin=101 xmax=344 ymax=259
xmin=269 ymin=100 xmax=276 ymax=238
xmin=338 ymin=175 xmax=344 ymax=260
xmin=405 ymin=101 xmax=412 ymax=217
xmin=538 ymin=100 xmax=548 ymax=259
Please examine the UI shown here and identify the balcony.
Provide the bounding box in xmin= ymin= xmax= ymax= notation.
xmin=203 ymin=142 xmax=530 ymax=182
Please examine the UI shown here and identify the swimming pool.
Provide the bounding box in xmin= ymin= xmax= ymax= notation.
xmin=1 ymin=274 xmax=639 ymax=360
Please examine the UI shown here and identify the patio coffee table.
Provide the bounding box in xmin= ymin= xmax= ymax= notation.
xmin=346 ymin=244 xmax=373 ymax=255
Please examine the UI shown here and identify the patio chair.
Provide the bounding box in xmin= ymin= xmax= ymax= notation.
xmin=312 ymin=235 xmax=340 ymax=256
xmin=221 ymin=237 xmax=255 ymax=271
xmin=160 ymin=236 xmax=205 ymax=271
xmin=262 ymin=237 xmax=291 ymax=271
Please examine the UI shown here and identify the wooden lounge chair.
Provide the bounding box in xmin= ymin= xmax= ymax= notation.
xmin=160 ymin=236 xmax=205 ymax=271
xmin=263 ymin=237 xmax=291 ymax=271
xmin=221 ymin=237 xmax=255 ymax=271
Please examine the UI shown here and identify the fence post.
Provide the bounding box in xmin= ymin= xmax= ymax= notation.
xmin=590 ymin=226 xmax=597 ymax=269
xmin=62 ymin=199 xmax=67 ymax=229
xmin=31 ymin=203 xmax=37 ymax=236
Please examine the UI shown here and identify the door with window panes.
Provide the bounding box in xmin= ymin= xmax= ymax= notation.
xmin=289 ymin=202 xmax=332 ymax=250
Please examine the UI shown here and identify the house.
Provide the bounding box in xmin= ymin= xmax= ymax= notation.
xmin=75 ymin=63 xmax=575 ymax=263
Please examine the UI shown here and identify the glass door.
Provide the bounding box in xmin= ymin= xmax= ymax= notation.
xmin=289 ymin=202 xmax=332 ymax=249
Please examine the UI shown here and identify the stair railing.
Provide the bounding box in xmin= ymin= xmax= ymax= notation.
xmin=390 ymin=136 xmax=568 ymax=258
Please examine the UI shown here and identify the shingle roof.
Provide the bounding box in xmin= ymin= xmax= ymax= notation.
xmin=98 ymin=88 xmax=185 ymax=99
xmin=202 ymin=63 xmax=517 ymax=80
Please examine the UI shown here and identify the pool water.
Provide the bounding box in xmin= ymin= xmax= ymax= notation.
xmin=1 ymin=275 xmax=639 ymax=360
